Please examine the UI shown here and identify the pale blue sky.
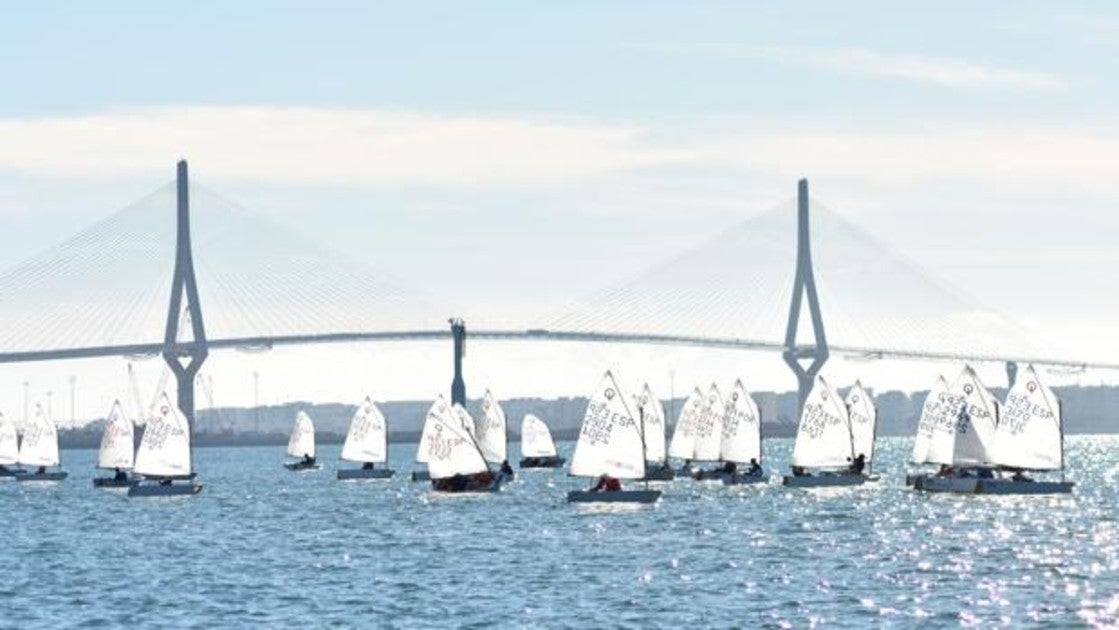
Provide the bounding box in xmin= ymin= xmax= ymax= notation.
xmin=2 ymin=2 xmax=1118 ymax=418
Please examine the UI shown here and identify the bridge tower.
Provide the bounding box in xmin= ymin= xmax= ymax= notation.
xmin=163 ymin=160 xmax=208 ymax=450
xmin=783 ymin=179 xmax=829 ymax=416
xmin=450 ymin=318 xmax=466 ymax=405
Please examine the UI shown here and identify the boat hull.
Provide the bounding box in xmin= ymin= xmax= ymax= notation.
xmin=722 ymin=473 xmax=768 ymax=486
xmin=566 ymin=489 xmax=662 ymax=504
xmin=912 ymin=476 xmax=979 ymax=493
xmin=93 ymin=476 xmax=133 ymax=488
xmin=410 ymin=470 xmax=431 ymax=482
xmin=975 ymin=479 xmax=1074 ymax=495
xmin=782 ymin=474 xmax=866 ymax=488
xmin=690 ymin=468 xmax=727 ymax=481
xmin=283 ymin=462 xmax=322 ymax=471
xmin=15 ymin=471 xmax=68 ymax=482
xmin=430 ymin=475 xmax=505 ymax=493
xmin=518 ymin=456 xmax=565 ymax=469
xmin=337 ymin=468 xmax=395 ymax=480
xmin=128 ymin=481 xmax=203 ymax=497
xmin=0 ymin=468 xmax=26 ymax=479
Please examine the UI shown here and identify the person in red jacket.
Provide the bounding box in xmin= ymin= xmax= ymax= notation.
xmin=590 ymin=474 xmax=622 ymax=492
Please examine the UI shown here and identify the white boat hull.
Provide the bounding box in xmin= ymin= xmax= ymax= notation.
xmin=912 ymin=475 xmax=979 ymax=493
xmin=975 ymin=479 xmax=1074 ymax=495
xmin=337 ymin=468 xmax=395 ymax=480
xmin=566 ymin=489 xmax=661 ymax=504
xmin=782 ymin=474 xmax=866 ymax=488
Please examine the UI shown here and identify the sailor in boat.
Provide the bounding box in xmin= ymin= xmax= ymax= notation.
xmin=113 ymin=467 xmax=127 ymax=481
xmin=36 ymin=466 xmax=46 ymax=475
xmin=301 ymin=453 xmax=316 ymax=468
xmin=935 ymin=464 xmax=954 ymax=477
xmin=846 ymin=454 xmax=867 ymax=475
xmin=719 ymin=461 xmax=737 ymax=475
xmin=498 ymin=459 xmax=514 ymax=481
xmin=746 ymin=458 xmax=762 ymax=477
xmin=361 ymin=462 xmax=375 ymax=470
xmin=791 ymin=465 xmax=809 ymax=477
xmin=159 ymin=478 xmax=173 ymax=486
xmin=589 ymin=474 xmax=622 ymax=492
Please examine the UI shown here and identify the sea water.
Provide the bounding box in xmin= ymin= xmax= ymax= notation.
xmin=2 ymin=436 xmax=1117 ymax=628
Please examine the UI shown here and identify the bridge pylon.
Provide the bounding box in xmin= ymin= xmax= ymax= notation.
xmin=163 ymin=160 xmax=208 ymax=463
xmin=450 ymin=318 xmax=466 ymax=406
xmin=783 ymin=179 xmax=829 ymax=417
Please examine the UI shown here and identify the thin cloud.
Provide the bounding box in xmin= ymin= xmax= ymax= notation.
xmin=640 ymin=43 xmax=1067 ymax=91
xmin=0 ymin=106 xmax=689 ymax=187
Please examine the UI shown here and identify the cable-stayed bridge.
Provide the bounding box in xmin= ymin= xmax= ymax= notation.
xmin=0 ymin=161 xmax=1109 ymax=425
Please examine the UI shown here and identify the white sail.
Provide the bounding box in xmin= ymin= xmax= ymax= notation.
xmin=0 ymin=413 xmax=19 ymax=466
xmin=133 ymin=394 xmax=192 ymax=477
xmin=286 ymin=411 xmax=316 ymax=459
xmin=474 ymin=390 xmax=507 ymax=463
xmin=421 ymin=396 xmax=489 ymax=479
xmin=340 ymin=397 xmax=388 ymax=464
xmin=910 ymin=376 xmax=950 ymax=464
xmin=569 ymin=371 xmax=645 ymax=479
xmin=520 ymin=414 xmax=557 ymax=458
xmin=691 ymin=383 xmax=725 ymax=462
xmin=17 ymin=404 xmax=60 ymax=467
xmin=923 ymin=366 xmax=999 ymax=466
xmin=790 ymin=376 xmax=853 ymax=469
xmin=990 ymin=365 xmax=1062 ymax=470
xmin=720 ymin=379 xmax=761 ymax=464
xmin=638 ymin=384 xmax=666 ymax=462
xmin=98 ymin=400 xmax=135 ymax=470
xmin=453 ymin=404 xmax=475 ymax=439
xmin=845 ymin=381 xmax=877 ymax=462
xmin=667 ymin=387 xmax=705 ymax=460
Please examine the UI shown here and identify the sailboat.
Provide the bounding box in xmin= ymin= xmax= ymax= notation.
xmin=423 ymin=395 xmax=503 ymax=493
xmin=844 ymin=380 xmax=878 ymax=480
xmin=0 ymin=412 xmax=21 ymax=479
xmin=912 ymin=366 xmax=999 ymax=493
xmin=16 ymin=403 xmax=68 ymax=482
xmin=637 ymin=384 xmax=673 ymax=481
xmin=905 ymin=375 xmax=950 ymax=486
xmin=782 ymin=375 xmax=866 ymax=487
xmin=284 ymin=411 xmax=320 ymax=471
xmin=475 ymin=390 xmax=509 ymax=471
xmin=411 ymin=401 xmax=437 ymax=482
xmin=688 ymin=384 xmax=730 ymax=480
xmin=337 ymin=396 xmax=394 ymax=480
xmin=93 ymin=400 xmax=136 ymax=488
xmin=667 ymin=386 xmax=705 ymax=475
xmin=720 ymin=379 xmax=767 ymax=486
xmin=977 ymin=364 xmax=1073 ymax=494
xmin=519 ymin=414 xmax=564 ymax=468
xmin=128 ymin=393 xmax=202 ymax=496
xmin=566 ymin=371 xmax=660 ymax=504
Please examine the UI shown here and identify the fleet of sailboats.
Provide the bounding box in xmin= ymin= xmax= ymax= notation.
xmin=4 ymin=362 xmax=1079 ymax=499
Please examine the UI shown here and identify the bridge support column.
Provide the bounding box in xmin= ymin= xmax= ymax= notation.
xmin=782 ymin=179 xmax=829 ymax=417
xmin=1006 ymin=361 xmax=1018 ymax=389
xmin=163 ymin=160 xmax=208 ymax=469
xmin=450 ymin=318 xmax=466 ymax=406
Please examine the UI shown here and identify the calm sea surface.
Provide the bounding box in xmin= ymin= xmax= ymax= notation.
xmin=3 ymin=436 xmax=1118 ymax=628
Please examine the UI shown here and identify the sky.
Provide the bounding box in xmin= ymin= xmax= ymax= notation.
xmin=1 ymin=1 xmax=1118 ymax=422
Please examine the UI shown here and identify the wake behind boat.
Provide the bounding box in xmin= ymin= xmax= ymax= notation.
xmin=337 ymin=397 xmax=394 ymax=480
xmin=128 ymin=394 xmax=202 ymax=497
xmin=783 ymin=376 xmax=870 ymax=488
xmin=566 ymin=371 xmax=660 ymax=504
xmin=284 ymin=411 xmax=321 ymax=471
xmin=93 ymin=400 xmax=136 ymax=488
xmin=16 ymin=404 xmax=67 ymax=482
